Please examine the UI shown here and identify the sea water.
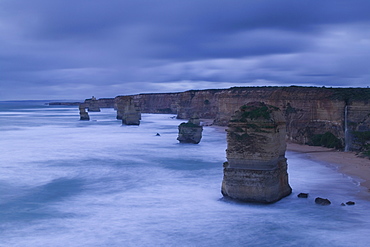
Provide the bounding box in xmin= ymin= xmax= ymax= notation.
xmin=1 ymin=101 xmax=370 ymax=247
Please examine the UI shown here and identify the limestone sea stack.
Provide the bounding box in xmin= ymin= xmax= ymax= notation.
xmin=221 ymin=102 xmax=292 ymax=203
xmin=177 ymin=114 xmax=203 ymax=144
xmin=79 ymin=104 xmax=90 ymax=121
xmin=116 ymin=96 xmax=141 ymax=125
xmin=85 ymin=96 xmax=101 ymax=112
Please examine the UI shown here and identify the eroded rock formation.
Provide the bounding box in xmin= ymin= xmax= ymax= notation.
xmin=177 ymin=114 xmax=203 ymax=144
xmin=115 ymin=96 xmax=141 ymax=125
xmin=221 ymin=102 xmax=292 ymax=203
xmin=122 ymin=87 xmax=370 ymax=152
xmin=84 ymin=96 xmax=101 ymax=112
xmin=79 ymin=104 xmax=90 ymax=121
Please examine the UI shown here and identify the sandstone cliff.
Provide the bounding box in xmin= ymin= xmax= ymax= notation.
xmin=123 ymin=87 xmax=370 ymax=151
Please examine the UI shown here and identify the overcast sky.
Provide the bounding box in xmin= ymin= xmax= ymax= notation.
xmin=1 ymin=0 xmax=370 ymax=100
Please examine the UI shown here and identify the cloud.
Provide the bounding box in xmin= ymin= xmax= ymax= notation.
xmin=1 ymin=0 xmax=370 ymax=100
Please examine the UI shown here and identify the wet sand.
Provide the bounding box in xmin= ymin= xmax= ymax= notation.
xmin=287 ymin=143 xmax=370 ymax=199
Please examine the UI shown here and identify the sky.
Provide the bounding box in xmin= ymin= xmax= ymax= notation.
xmin=1 ymin=0 xmax=370 ymax=100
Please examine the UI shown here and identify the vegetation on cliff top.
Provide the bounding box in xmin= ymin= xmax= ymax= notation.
xmin=236 ymin=103 xmax=278 ymax=121
xmin=179 ymin=122 xmax=201 ymax=128
xmin=329 ymin=88 xmax=370 ymax=102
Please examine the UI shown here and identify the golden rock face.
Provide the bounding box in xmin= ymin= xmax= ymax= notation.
xmin=115 ymin=96 xmax=141 ymax=125
xmin=222 ymin=102 xmax=292 ymax=203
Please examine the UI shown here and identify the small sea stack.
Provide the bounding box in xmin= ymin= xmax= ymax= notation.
xmin=79 ymin=104 xmax=90 ymax=121
xmin=177 ymin=114 xmax=203 ymax=144
xmin=221 ymin=102 xmax=292 ymax=203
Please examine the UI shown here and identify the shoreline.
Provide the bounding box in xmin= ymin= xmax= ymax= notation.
xmin=287 ymin=143 xmax=370 ymax=200
xmin=204 ymin=122 xmax=370 ymax=200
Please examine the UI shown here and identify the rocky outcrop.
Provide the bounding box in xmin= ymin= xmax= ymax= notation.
xmin=221 ymin=102 xmax=292 ymax=203
xmin=125 ymin=87 xmax=370 ymax=152
xmin=133 ymin=93 xmax=179 ymax=114
xmin=50 ymin=98 xmax=115 ymax=108
xmin=79 ymin=104 xmax=90 ymax=121
xmin=115 ymin=96 xmax=141 ymax=125
xmin=84 ymin=96 xmax=101 ymax=112
xmin=297 ymin=193 xmax=309 ymax=198
xmin=177 ymin=115 xmax=203 ymax=144
xmin=315 ymin=197 xmax=331 ymax=205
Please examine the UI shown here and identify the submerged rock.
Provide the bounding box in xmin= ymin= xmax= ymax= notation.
xmin=346 ymin=201 xmax=355 ymax=205
xmin=298 ymin=193 xmax=309 ymax=198
xmin=177 ymin=115 xmax=203 ymax=144
xmin=221 ymin=102 xmax=292 ymax=203
xmin=315 ymin=197 xmax=331 ymax=206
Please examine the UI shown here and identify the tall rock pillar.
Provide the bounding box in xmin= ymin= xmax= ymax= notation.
xmin=221 ymin=102 xmax=292 ymax=203
xmin=85 ymin=96 xmax=101 ymax=112
xmin=116 ymin=96 xmax=141 ymax=125
xmin=79 ymin=104 xmax=90 ymax=121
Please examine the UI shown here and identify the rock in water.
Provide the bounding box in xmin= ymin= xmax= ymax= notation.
xmin=298 ymin=193 xmax=309 ymax=198
xmin=221 ymin=102 xmax=292 ymax=203
xmin=346 ymin=201 xmax=355 ymax=205
xmin=116 ymin=96 xmax=141 ymax=125
xmin=79 ymin=104 xmax=90 ymax=121
xmin=315 ymin=197 xmax=331 ymax=206
xmin=177 ymin=115 xmax=203 ymax=144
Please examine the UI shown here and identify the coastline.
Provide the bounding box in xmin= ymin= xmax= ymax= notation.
xmin=287 ymin=143 xmax=370 ymax=200
xmin=204 ymin=122 xmax=370 ymax=200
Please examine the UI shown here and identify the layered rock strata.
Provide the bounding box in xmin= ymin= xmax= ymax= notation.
xmin=79 ymin=104 xmax=90 ymax=121
xmin=177 ymin=115 xmax=203 ymax=144
xmin=221 ymin=102 xmax=292 ymax=203
xmin=84 ymin=96 xmax=101 ymax=112
xmin=122 ymin=87 xmax=370 ymax=151
xmin=115 ymin=96 xmax=141 ymax=125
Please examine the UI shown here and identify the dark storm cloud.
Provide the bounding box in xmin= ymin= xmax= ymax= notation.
xmin=1 ymin=0 xmax=370 ymax=100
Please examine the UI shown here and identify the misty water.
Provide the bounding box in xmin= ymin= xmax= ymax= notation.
xmin=1 ymin=101 xmax=370 ymax=247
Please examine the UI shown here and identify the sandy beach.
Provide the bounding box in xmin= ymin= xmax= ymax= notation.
xmin=205 ymin=122 xmax=370 ymax=200
xmin=287 ymin=143 xmax=370 ymax=199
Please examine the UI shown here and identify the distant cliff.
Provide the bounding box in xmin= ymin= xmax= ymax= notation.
xmin=49 ymin=98 xmax=115 ymax=108
xmin=51 ymin=87 xmax=370 ymax=152
xmin=118 ymin=86 xmax=370 ymax=152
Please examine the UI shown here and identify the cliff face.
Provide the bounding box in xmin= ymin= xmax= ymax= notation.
xmin=132 ymin=93 xmax=179 ymax=114
xmin=128 ymin=87 xmax=370 ymax=150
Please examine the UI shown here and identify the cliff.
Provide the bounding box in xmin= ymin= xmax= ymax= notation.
xmin=124 ymin=87 xmax=370 ymax=151
xmin=49 ymin=98 xmax=115 ymax=108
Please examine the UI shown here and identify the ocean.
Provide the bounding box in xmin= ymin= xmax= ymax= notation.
xmin=1 ymin=101 xmax=370 ymax=247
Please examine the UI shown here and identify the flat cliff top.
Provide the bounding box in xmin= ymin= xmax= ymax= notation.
xmin=125 ymin=86 xmax=370 ymax=102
